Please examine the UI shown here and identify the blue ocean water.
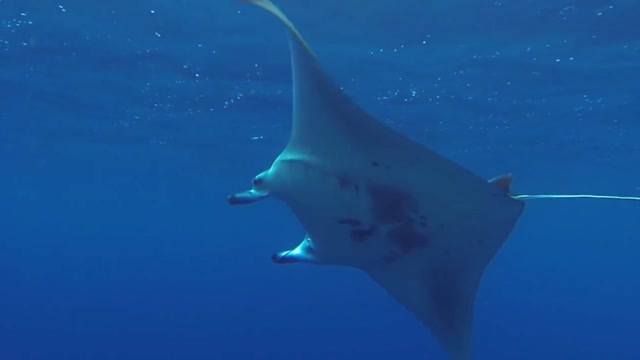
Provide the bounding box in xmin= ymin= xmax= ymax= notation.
xmin=1 ymin=0 xmax=639 ymax=359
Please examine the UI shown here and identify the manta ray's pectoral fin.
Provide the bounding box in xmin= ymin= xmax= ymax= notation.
xmin=271 ymin=235 xmax=319 ymax=264
xmin=366 ymin=262 xmax=480 ymax=360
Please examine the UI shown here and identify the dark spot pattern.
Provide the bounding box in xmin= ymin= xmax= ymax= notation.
xmin=370 ymin=160 xmax=391 ymax=169
xmin=337 ymin=176 xmax=351 ymax=189
xmin=382 ymin=253 xmax=398 ymax=264
xmin=252 ymin=177 xmax=263 ymax=186
xmin=367 ymin=184 xmax=431 ymax=254
xmin=334 ymin=183 xmax=432 ymax=261
xmin=386 ymin=222 xmax=430 ymax=253
xmin=336 ymin=217 xmax=377 ymax=243
xmin=366 ymin=184 xmax=419 ymax=223
xmin=350 ymin=225 xmax=377 ymax=242
xmin=337 ymin=218 xmax=362 ymax=226
xmin=337 ymin=175 xmax=360 ymax=195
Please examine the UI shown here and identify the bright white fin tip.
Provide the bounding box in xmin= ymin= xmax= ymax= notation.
xmin=240 ymin=0 xmax=316 ymax=58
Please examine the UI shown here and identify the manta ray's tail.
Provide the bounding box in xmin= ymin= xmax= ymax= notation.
xmin=513 ymin=194 xmax=640 ymax=201
xmin=490 ymin=174 xmax=640 ymax=202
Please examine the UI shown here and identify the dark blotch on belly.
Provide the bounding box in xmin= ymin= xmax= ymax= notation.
xmin=337 ymin=176 xmax=351 ymax=189
xmin=337 ymin=218 xmax=362 ymax=227
xmin=336 ymin=175 xmax=360 ymax=195
xmin=386 ymin=224 xmax=430 ymax=253
xmin=366 ymin=184 xmax=419 ymax=224
xmin=350 ymin=225 xmax=377 ymax=242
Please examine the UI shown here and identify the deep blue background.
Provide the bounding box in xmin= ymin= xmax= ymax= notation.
xmin=1 ymin=0 xmax=639 ymax=359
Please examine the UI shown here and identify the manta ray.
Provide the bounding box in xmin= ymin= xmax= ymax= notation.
xmin=226 ymin=1 xmax=640 ymax=359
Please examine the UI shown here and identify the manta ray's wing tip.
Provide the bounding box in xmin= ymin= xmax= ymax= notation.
xmin=239 ymin=0 xmax=317 ymax=58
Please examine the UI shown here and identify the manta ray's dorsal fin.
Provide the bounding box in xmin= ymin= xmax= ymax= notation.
xmin=488 ymin=173 xmax=513 ymax=194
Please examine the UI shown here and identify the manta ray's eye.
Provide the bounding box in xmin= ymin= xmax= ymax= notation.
xmin=252 ymin=177 xmax=264 ymax=186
